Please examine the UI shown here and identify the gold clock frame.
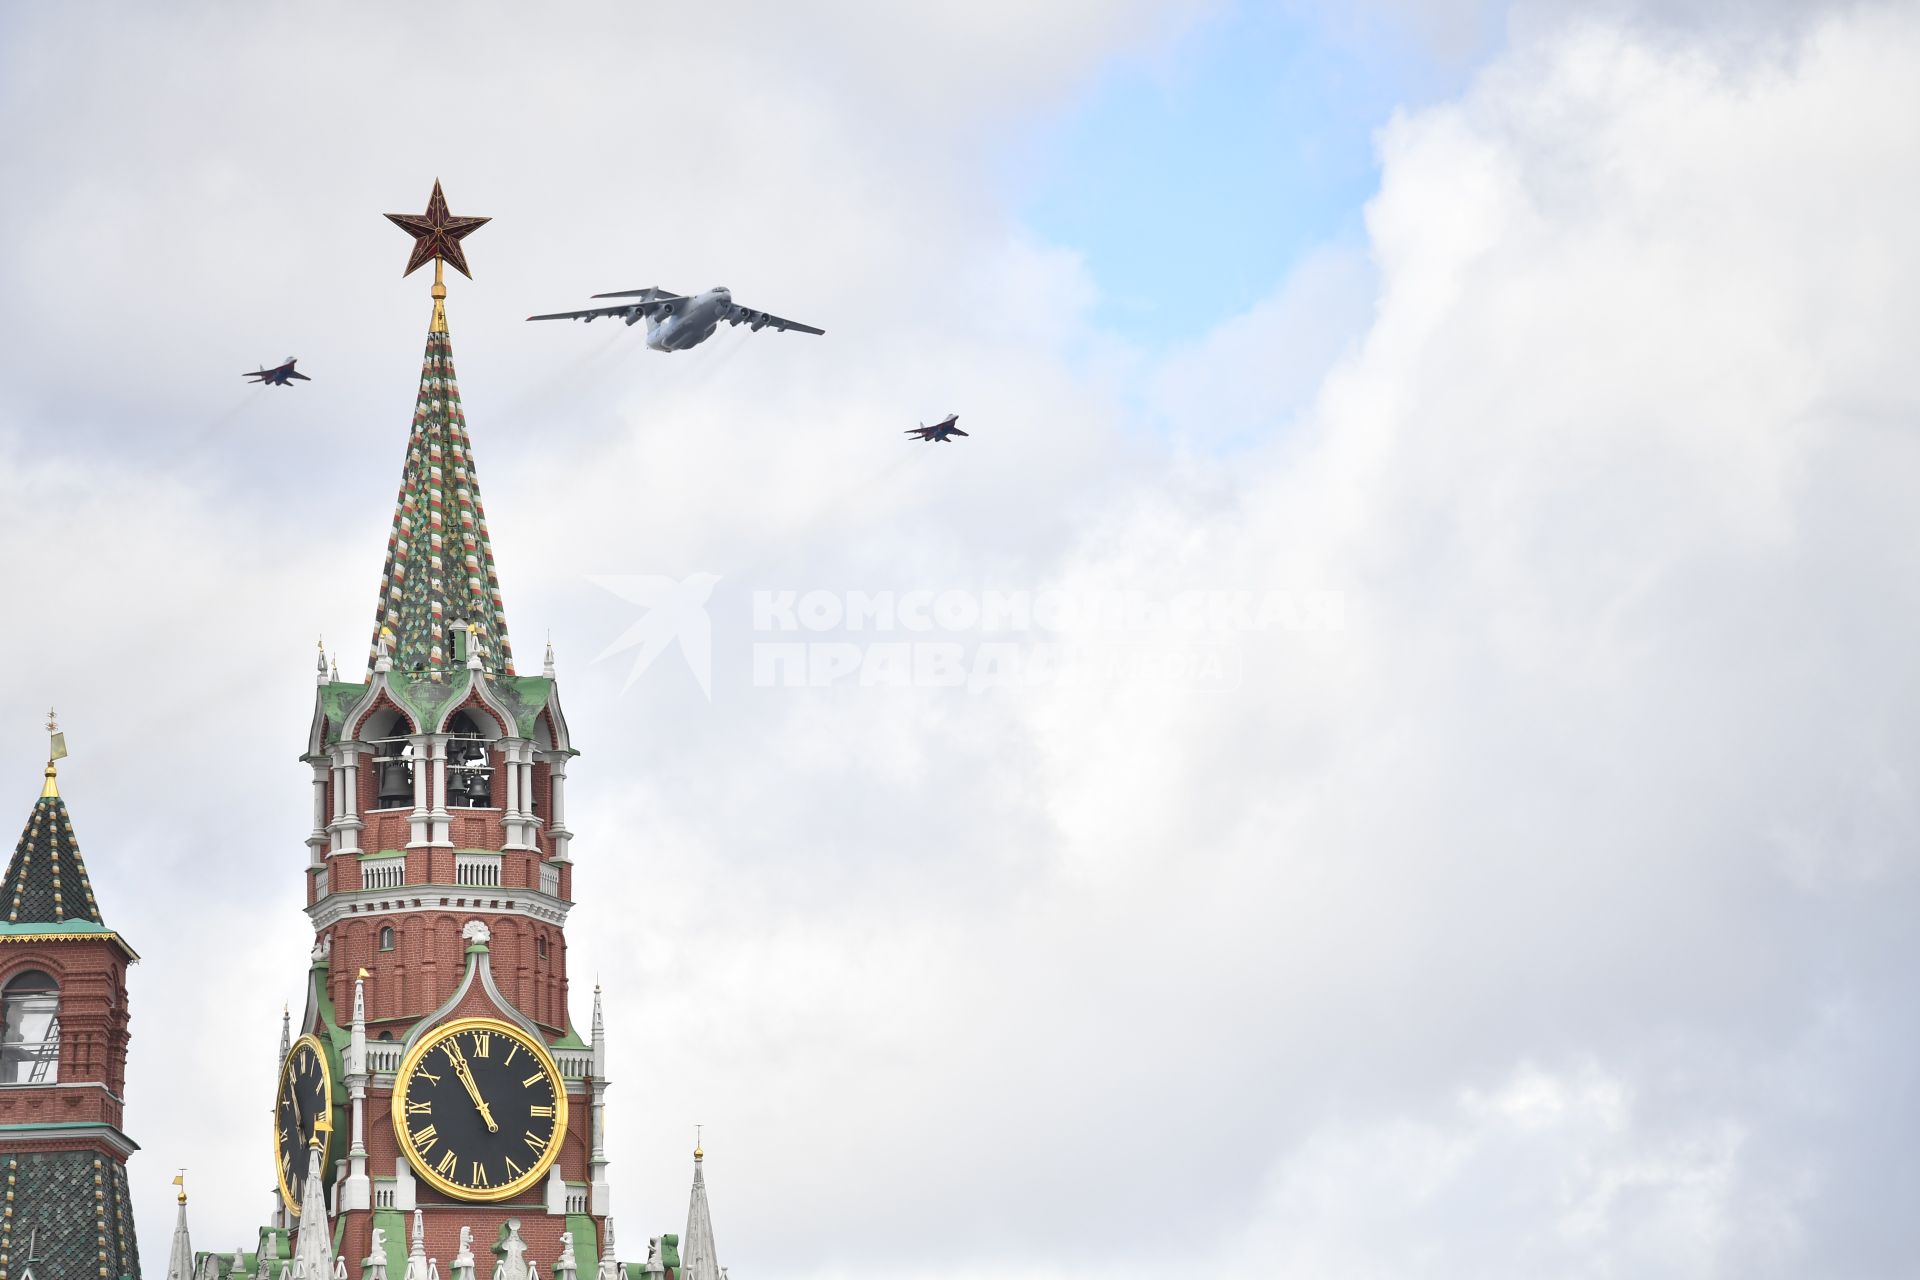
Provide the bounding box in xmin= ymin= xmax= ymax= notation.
xmin=390 ymin=1016 xmax=569 ymax=1203
xmin=272 ymin=1033 xmax=336 ymax=1216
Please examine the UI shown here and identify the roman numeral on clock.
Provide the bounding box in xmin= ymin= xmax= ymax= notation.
xmin=471 ymin=1031 xmax=491 ymax=1057
xmin=529 ymin=1105 xmax=554 ymax=1118
xmin=435 ymin=1150 xmax=457 ymax=1178
xmin=413 ymin=1124 xmax=438 ymax=1154
xmin=471 ymin=1162 xmax=491 ymax=1187
xmin=524 ymin=1131 xmax=545 ymax=1154
xmin=407 ymin=1101 xmax=431 ymax=1115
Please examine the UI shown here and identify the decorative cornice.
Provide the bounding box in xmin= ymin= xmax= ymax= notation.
xmin=306 ymin=885 xmax=571 ymax=931
xmin=0 ymin=1120 xmax=140 ymax=1159
xmin=0 ymin=927 xmax=138 ymax=961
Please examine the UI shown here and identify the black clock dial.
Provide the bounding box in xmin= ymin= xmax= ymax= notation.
xmin=393 ymin=1019 xmax=566 ymax=1202
xmin=273 ymin=1035 xmax=334 ymax=1214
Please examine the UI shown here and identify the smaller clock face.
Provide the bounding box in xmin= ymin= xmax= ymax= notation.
xmin=273 ymin=1035 xmax=334 ymax=1214
xmin=392 ymin=1017 xmax=568 ymax=1202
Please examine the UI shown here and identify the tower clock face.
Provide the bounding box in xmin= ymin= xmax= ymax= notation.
xmin=392 ymin=1017 xmax=568 ymax=1202
xmin=273 ymin=1034 xmax=335 ymax=1215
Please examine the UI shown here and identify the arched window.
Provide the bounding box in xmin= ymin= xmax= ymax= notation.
xmin=379 ymin=926 xmax=396 ymax=951
xmin=445 ymin=711 xmax=495 ymax=808
xmin=1 ymin=970 xmax=60 ymax=1085
xmin=372 ymin=711 xmax=416 ymax=809
xmin=536 ymin=934 xmax=548 ymax=960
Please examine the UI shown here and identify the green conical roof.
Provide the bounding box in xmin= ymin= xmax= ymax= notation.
xmin=3 ymin=769 xmax=105 ymax=926
xmin=366 ymin=306 xmax=515 ymax=683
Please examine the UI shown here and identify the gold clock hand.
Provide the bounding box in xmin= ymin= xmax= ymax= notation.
xmin=443 ymin=1042 xmax=500 ymax=1133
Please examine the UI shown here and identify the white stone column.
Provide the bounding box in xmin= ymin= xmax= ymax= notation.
xmin=309 ymin=763 xmax=331 ymax=864
xmin=342 ymin=969 xmax=371 ymax=1212
xmin=406 ymin=733 xmax=429 ymax=848
xmin=328 ymin=762 xmax=345 ymax=854
xmin=392 ymin=1160 xmax=416 ymax=1212
xmin=502 ymin=741 xmax=539 ymax=851
xmin=329 ymin=747 xmax=364 ymax=854
xmin=429 ymin=736 xmax=454 ymax=847
xmin=504 ymin=740 xmax=522 ymax=818
xmin=546 ymin=758 xmax=572 ymax=863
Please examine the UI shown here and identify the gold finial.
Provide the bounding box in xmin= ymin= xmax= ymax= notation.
xmin=172 ymin=1170 xmax=187 ymax=1205
xmin=431 ymin=257 xmax=448 ymax=334
xmin=357 ymin=967 xmax=370 ymax=980
xmin=694 ymin=1124 xmax=703 ymax=1160
xmin=42 ymin=708 xmax=66 ymax=799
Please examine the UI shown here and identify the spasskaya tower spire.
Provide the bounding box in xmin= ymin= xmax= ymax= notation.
xmin=273 ymin=183 xmax=607 ymax=1278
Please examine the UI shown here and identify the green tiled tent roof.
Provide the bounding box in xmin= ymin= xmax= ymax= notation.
xmin=367 ymin=310 xmax=515 ymax=684
xmin=0 ymin=1151 xmax=140 ymax=1280
xmin=3 ymin=778 xmax=104 ymax=926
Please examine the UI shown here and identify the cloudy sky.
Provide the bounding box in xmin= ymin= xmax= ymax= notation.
xmin=2 ymin=1 xmax=1917 ymax=1275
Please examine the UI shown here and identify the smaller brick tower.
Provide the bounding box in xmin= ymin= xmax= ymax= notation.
xmin=0 ymin=724 xmax=141 ymax=1280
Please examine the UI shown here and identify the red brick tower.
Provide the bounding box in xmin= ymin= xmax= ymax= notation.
xmin=0 ymin=732 xmax=141 ymax=1280
xmin=268 ymin=184 xmax=610 ymax=1278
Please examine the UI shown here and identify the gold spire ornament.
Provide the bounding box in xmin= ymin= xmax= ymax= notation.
xmin=173 ymin=1171 xmax=187 ymax=1205
xmin=43 ymin=708 xmax=65 ymax=798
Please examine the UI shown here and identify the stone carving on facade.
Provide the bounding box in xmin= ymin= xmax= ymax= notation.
xmin=363 ymin=1225 xmax=390 ymax=1280
xmin=451 ymin=1226 xmax=476 ymax=1280
xmin=493 ymin=1218 xmax=529 ymax=1280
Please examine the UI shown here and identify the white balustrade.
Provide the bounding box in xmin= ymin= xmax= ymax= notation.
xmin=454 ymin=853 xmax=502 ymax=888
xmin=362 ymin=859 xmax=406 ymax=890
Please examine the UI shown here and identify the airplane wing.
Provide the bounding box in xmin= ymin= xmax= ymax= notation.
xmin=288 ymin=370 xmax=312 ymax=381
xmin=723 ymin=303 xmax=824 ymax=336
xmin=948 ymin=426 xmax=969 ymax=436
xmin=526 ymin=300 xmax=674 ymax=325
xmin=591 ymin=287 xmax=684 ymax=302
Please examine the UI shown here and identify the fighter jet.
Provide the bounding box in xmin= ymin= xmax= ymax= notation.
xmin=527 ymin=286 xmax=824 ymax=353
xmin=906 ymin=414 xmax=968 ymax=443
xmin=244 ymin=358 xmax=311 ymax=386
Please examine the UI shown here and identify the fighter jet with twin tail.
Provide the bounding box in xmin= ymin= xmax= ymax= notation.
xmin=527 ymin=286 xmax=824 ymax=352
xmin=907 ymin=414 xmax=968 ymax=443
xmin=244 ymin=357 xmax=310 ymax=386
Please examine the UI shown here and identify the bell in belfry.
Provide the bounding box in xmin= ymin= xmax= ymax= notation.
xmin=466 ymin=754 xmax=492 ymax=806
xmin=377 ymin=750 xmax=413 ymax=808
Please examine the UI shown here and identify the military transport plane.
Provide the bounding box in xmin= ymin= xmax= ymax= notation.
xmin=244 ymin=357 xmax=310 ymax=386
xmin=526 ymin=286 xmax=824 ymax=353
xmin=907 ymin=414 xmax=968 ymax=443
